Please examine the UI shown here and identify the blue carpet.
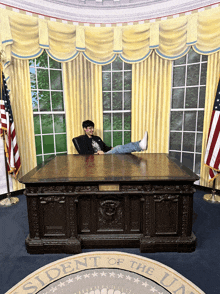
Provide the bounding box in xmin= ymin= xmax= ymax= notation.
xmin=0 ymin=189 xmax=220 ymax=294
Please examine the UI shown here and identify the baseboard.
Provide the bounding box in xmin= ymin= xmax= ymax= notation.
xmin=0 ymin=189 xmax=25 ymax=201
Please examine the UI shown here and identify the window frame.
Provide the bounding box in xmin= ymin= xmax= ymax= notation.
xmin=169 ymin=50 xmax=207 ymax=175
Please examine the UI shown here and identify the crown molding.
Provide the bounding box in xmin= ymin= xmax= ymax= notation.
xmin=0 ymin=0 xmax=219 ymax=23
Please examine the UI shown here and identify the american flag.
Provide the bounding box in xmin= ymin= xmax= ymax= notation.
xmin=0 ymin=71 xmax=21 ymax=177
xmin=204 ymin=78 xmax=220 ymax=181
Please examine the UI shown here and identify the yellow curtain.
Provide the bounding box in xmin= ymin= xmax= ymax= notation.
xmin=9 ymin=58 xmax=37 ymax=190
xmin=2 ymin=6 xmax=220 ymax=64
xmin=131 ymin=51 xmax=172 ymax=153
xmin=200 ymin=51 xmax=220 ymax=190
xmin=62 ymin=53 xmax=103 ymax=155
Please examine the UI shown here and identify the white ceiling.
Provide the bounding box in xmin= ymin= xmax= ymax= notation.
xmin=0 ymin=0 xmax=218 ymax=23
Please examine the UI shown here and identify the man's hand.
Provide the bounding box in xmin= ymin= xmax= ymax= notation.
xmin=96 ymin=150 xmax=105 ymax=155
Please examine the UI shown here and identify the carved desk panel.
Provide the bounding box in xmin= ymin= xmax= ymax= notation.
xmin=19 ymin=154 xmax=199 ymax=254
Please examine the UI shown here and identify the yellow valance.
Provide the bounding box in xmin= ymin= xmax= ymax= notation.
xmin=1 ymin=6 xmax=220 ymax=64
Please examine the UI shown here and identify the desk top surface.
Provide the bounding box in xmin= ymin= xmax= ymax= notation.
xmin=19 ymin=153 xmax=199 ymax=184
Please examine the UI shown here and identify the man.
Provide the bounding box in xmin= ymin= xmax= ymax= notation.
xmin=73 ymin=120 xmax=148 ymax=155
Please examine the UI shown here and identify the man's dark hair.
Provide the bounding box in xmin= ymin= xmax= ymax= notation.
xmin=82 ymin=120 xmax=94 ymax=129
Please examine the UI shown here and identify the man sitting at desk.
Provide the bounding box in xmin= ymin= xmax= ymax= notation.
xmin=73 ymin=120 xmax=148 ymax=155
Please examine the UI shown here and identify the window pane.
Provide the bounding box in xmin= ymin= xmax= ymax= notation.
xmin=182 ymin=152 xmax=194 ymax=170
xmin=187 ymin=64 xmax=199 ymax=86
xmin=170 ymin=111 xmax=183 ymax=131
xmin=185 ymin=87 xmax=198 ymax=108
xmin=188 ymin=48 xmax=200 ymax=64
xmin=35 ymin=136 xmax=42 ymax=155
xmin=124 ymin=63 xmax=132 ymax=70
xmin=197 ymin=111 xmax=204 ymax=132
xmin=184 ymin=111 xmax=196 ymax=131
xmin=202 ymin=55 xmax=208 ymax=62
xmin=169 ymin=132 xmax=182 ymax=150
xmin=195 ymin=154 xmax=201 ymax=174
xmin=196 ymin=133 xmax=203 ymax=153
xmin=103 ymin=113 xmax=111 ymax=130
xmin=33 ymin=115 xmax=40 ymax=134
xmin=103 ymin=132 xmax=111 ymax=147
xmin=201 ymin=63 xmax=207 ymax=85
xmin=102 ymin=63 xmax=111 ymax=71
xmin=49 ymin=58 xmax=61 ymax=69
xmin=113 ymin=92 xmax=122 ymax=110
xmin=174 ymin=55 xmax=186 ymax=66
xmin=124 ymin=131 xmax=131 ymax=144
xmin=30 ymin=67 xmax=36 ymax=89
xmin=112 ymin=72 xmax=122 ymax=91
xmin=55 ymin=134 xmax=67 ymax=152
xmin=37 ymin=69 xmax=49 ymax=89
xmin=183 ymin=133 xmax=195 ymax=152
xmin=169 ymin=151 xmax=181 ymax=162
xmin=172 ymin=88 xmax=184 ymax=108
xmin=124 ymin=71 xmax=132 ymax=90
xmin=199 ymin=86 xmax=206 ymax=108
xmin=50 ymin=70 xmax=62 ymax=90
xmin=124 ymin=92 xmax=131 ymax=110
xmin=113 ymin=131 xmax=122 ymax=147
xmin=41 ymin=114 xmax=53 ymax=134
xmin=43 ymin=135 xmax=54 ymax=154
xmin=113 ymin=113 xmax=122 ymax=130
xmin=124 ymin=113 xmax=131 ymax=130
xmin=37 ymin=155 xmax=43 ymax=165
xmin=112 ymin=56 xmax=122 ymax=70
xmin=29 ymin=59 xmax=35 ymax=67
xmin=36 ymin=51 xmax=48 ymax=67
xmin=32 ymin=91 xmax=38 ymax=112
xmin=102 ymin=72 xmax=111 ymax=91
xmin=103 ymin=92 xmax=111 ymax=110
xmin=51 ymin=92 xmax=64 ymax=111
xmin=44 ymin=154 xmax=55 ymax=162
xmin=173 ymin=66 xmax=185 ymax=87
xmin=39 ymin=91 xmax=50 ymax=111
xmin=54 ymin=114 xmax=66 ymax=133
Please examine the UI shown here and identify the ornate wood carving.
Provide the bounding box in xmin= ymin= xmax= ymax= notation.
xmin=29 ymin=197 xmax=40 ymax=238
xmin=144 ymin=196 xmax=151 ymax=236
xmin=153 ymin=194 xmax=179 ymax=202
xmin=68 ymin=197 xmax=77 ymax=237
xmin=98 ymin=198 xmax=123 ymax=230
xmin=75 ymin=186 xmax=98 ymax=192
xmin=40 ymin=196 xmax=65 ymax=204
xmin=182 ymin=196 xmax=191 ymax=236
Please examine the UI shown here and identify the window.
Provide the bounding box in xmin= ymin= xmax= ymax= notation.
xmin=169 ymin=48 xmax=207 ymax=174
xmin=102 ymin=57 xmax=132 ymax=147
xmin=29 ymin=51 xmax=67 ymax=164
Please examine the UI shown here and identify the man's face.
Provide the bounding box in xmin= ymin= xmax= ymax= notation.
xmin=84 ymin=126 xmax=94 ymax=137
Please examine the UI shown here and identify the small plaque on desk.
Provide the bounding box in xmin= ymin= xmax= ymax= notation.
xmin=99 ymin=184 xmax=120 ymax=191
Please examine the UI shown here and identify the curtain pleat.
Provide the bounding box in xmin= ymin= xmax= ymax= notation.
xmin=62 ymin=53 xmax=103 ymax=155
xmin=9 ymin=58 xmax=36 ymax=190
xmin=200 ymin=52 xmax=220 ymax=190
xmin=131 ymin=51 xmax=172 ymax=153
xmin=2 ymin=6 xmax=220 ymax=64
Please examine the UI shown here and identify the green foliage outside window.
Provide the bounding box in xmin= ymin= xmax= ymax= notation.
xmin=29 ymin=51 xmax=67 ymax=164
xmin=102 ymin=56 xmax=132 ymax=147
xmin=169 ymin=48 xmax=207 ymax=174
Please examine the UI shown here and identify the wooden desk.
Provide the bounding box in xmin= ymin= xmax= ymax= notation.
xmin=19 ymin=153 xmax=199 ymax=254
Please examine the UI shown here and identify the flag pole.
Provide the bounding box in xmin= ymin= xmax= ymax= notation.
xmin=203 ymin=175 xmax=220 ymax=204
xmin=0 ymin=131 xmax=19 ymax=207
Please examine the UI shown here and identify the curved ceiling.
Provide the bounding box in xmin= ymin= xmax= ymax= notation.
xmin=0 ymin=0 xmax=219 ymax=23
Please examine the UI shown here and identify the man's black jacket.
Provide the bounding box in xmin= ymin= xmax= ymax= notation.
xmin=72 ymin=135 xmax=112 ymax=154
